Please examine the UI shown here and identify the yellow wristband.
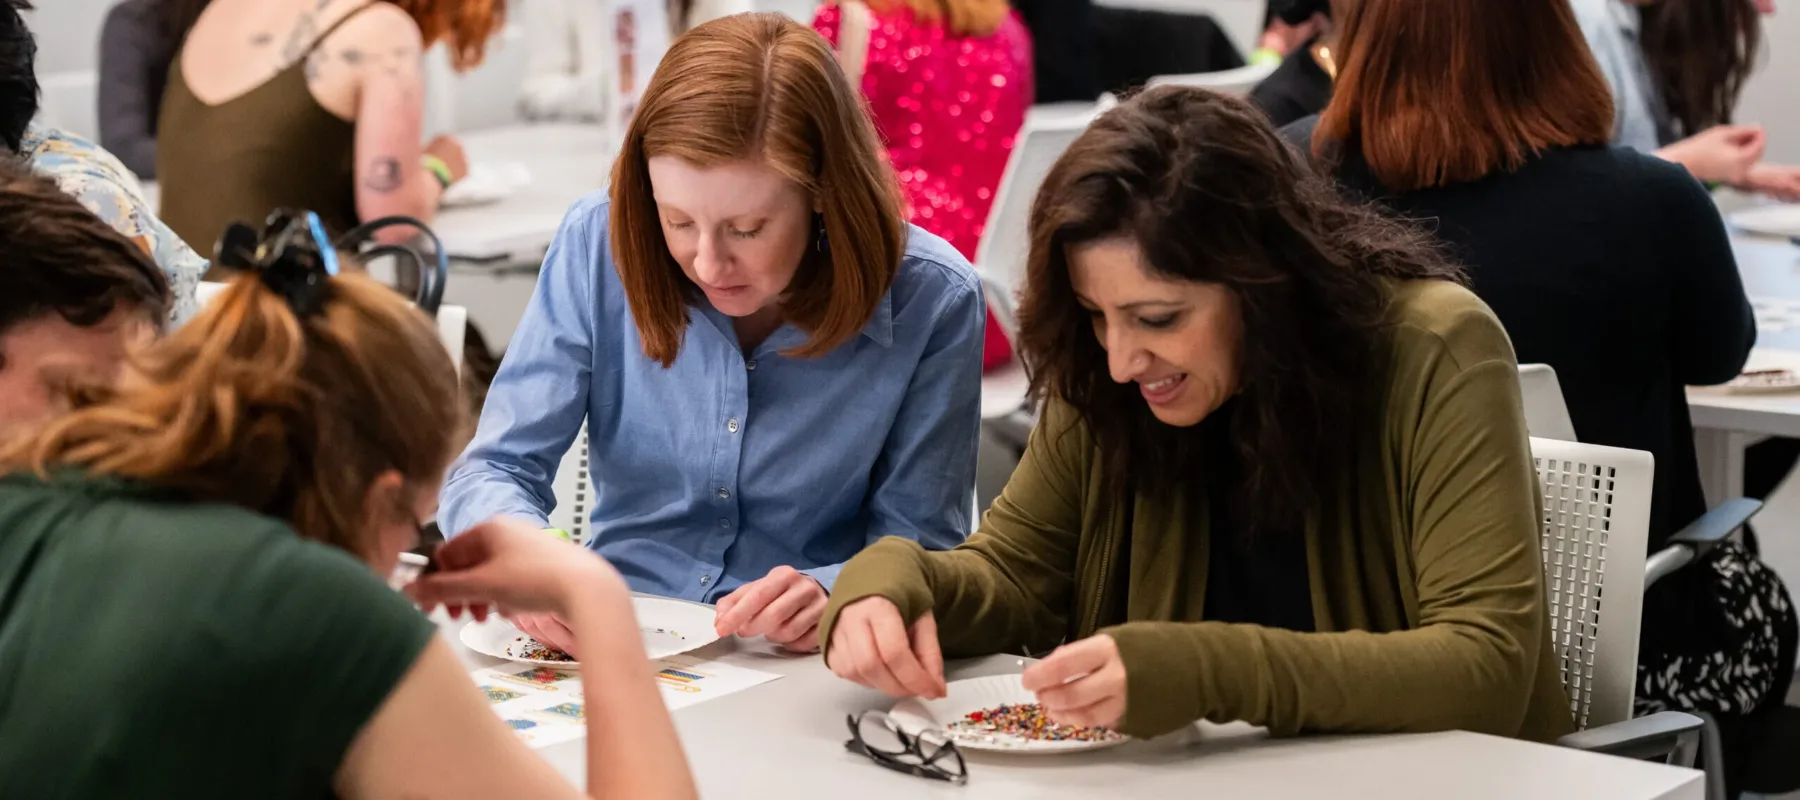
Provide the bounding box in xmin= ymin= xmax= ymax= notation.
xmin=1249 ymin=48 xmax=1283 ymax=67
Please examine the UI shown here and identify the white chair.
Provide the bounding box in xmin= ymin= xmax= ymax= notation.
xmin=974 ymin=104 xmax=1100 ymax=435
xmin=1146 ymin=61 xmax=1279 ymax=96
xmin=1532 ymin=437 xmax=1702 ymax=765
xmin=1519 ymin=364 xmax=1578 ymax=442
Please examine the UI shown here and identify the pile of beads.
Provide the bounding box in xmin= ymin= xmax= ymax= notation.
xmin=513 ymin=638 xmax=576 ymax=663
xmin=947 ymin=703 xmax=1123 ymax=745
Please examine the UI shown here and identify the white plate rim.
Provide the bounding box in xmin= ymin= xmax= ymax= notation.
xmin=459 ymin=594 xmax=722 ymax=667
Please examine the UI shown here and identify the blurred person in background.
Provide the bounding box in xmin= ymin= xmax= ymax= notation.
xmin=1249 ymin=0 xmax=1334 ymax=127
xmin=157 ymin=0 xmax=507 ymax=257
xmin=97 ymin=0 xmax=211 ymax=179
xmin=1574 ymin=0 xmax=1800 ymax=200
xmin=2 ymin=0 xmax=202 ymax=324
xmin=813 ymin=0 xmax=1031 ymax=372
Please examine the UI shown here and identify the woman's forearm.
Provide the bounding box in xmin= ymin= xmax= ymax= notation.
xmin=568 ymin=583 xmax=697 ymax=800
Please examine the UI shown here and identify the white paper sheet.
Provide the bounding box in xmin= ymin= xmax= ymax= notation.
xmin=471 ymin=655 xmax=781 ymax=749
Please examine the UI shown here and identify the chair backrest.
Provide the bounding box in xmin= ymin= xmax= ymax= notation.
xmin=974 ymin=104 xmax=1100 ymax=334
xmin=546 ymin=424 xmax=591 ymax=545
xmin=1529 ymin=436 xmax=1653 ymax=732
xmin=1146 ymin=61 xmax=1279 ymax=96
xmin=1519 ymin=364 xmax=1578 ymax=442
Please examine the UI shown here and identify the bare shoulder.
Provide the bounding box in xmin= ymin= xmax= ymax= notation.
xmin=304 ymin=1 xmax=425 ymax=104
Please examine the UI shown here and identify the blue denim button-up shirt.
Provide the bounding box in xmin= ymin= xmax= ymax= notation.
xmin=439 ymin=194 xmax=983 ymax=601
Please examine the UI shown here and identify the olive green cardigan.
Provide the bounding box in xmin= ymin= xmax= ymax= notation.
xmin=820 ymin=280 xmax=1575 ymax=743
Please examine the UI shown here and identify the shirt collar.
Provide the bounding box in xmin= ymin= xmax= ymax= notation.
xmin=859 ymin=290 xmax=895 ymax=347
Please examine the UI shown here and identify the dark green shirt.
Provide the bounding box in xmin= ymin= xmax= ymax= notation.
xmin=0 ymin=472 xmax=435 ymax=798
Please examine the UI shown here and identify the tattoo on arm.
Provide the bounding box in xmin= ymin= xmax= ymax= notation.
xmin=364 ymin=158 xmax=404 ymax=194
xmin=279 ymin=13 xmax=320 ymax=63
xmin=250 ymin=32 xmax=273 ymax=47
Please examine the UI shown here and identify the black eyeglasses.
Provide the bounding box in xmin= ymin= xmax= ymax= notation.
xmin=844 ymin=711 xmax=967 ymax=785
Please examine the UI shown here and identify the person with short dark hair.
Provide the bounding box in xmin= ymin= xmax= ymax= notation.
xmin=0 ymin=0 xmax=203 ymax=324
xmin=818 ymin=86 xmax=1574 ymax=743
xmin=0 ymin=157 xmax=171 ymax=438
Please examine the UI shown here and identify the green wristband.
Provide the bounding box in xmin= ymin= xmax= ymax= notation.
xmin=421 ymin=153 xmax=454 ymax=189
xmin=1249 ymin=47 xmax=1283 ymax=67
xmin=544 ymin=527 xmax=571 ymax=542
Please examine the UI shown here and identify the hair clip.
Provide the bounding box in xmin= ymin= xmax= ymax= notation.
xmin=213 ymin=209 xmax=340 ymax=316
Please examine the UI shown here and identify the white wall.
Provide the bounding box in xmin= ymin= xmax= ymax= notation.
xmin=23 ymin=0 xmax=109 ymax=75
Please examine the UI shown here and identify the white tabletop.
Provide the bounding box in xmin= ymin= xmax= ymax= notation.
xmin=442 ymin=617 xmax=1700 ymax=799
xmin=435 ymin=124 xmax=615 ymax=262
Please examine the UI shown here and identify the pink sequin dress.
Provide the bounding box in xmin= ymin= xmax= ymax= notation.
xmin=814 ymin=3 xmax=1033 ymax=370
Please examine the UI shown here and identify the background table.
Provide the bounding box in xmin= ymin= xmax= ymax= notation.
xmin=436 ymin=124 xmax=614 ymax=264
xmin=443 ymin=617 xmax=1701 ymax=799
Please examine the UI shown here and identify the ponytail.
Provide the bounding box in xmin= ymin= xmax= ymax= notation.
xmin=4 ymin=271 xmax=465 ymax=559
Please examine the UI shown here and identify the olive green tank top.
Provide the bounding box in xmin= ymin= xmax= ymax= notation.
xmin=156 ymin=3 xmax=375 ymax=263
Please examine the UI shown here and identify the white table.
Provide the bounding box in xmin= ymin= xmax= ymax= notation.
xmin=444 ymin=618 xmax=1701 ymax=799
xmin=435 ymin=123 xmax=615 ymax=263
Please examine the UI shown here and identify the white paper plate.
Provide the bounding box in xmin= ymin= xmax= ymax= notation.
xmin=887 ymin=674 xmax=1130 ymax=754
xmin=1729 ymin=204 xmax=1800 ymax=238
xmin=460 ymin=595 xmax=721 ymax=668
xmin=1727 ymin=368 xmax=1800 ymax=394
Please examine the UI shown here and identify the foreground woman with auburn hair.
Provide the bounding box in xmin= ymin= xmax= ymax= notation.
xmin=819 ymin=86 xmax=1575 ymax=742
xmin=441 ymin=13 xmax=985 ymax=656
xmin=0 ymin=208 xmax=693 ymax=797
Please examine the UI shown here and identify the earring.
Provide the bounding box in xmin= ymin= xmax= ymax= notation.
xmin=815 ymin=215 xmax=829 ymax=253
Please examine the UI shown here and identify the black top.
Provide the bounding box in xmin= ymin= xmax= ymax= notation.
xmin=1285 ymin=116 xmax=1756 ymax=547
xmin=1199 ymin=400 xmax=1314 ymax=632
xmin=1250 ymin=38 xmax=1333 ymax=128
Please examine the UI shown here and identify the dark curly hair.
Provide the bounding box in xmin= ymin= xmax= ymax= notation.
xmin=1014 ymin=85 xmax=1463 ymax=532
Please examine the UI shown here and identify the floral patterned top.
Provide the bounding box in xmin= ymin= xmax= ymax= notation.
xmin=20 ymin=124 xmax=204 ymax=325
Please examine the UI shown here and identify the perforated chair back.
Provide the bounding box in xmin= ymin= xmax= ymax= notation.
xmin=1530 ymin=437 xmax=1654 ymax=731
xmin=546 ymin=424 xmax=591 ymax=545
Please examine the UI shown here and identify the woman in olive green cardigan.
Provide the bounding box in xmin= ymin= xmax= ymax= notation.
xmin=819 ymin=86 xmax=1575 ymax=743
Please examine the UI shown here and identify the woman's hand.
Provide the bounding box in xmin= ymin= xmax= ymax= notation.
xmin=1734 ymin=161 xmax=1800 ymax=203
xmin=1657 ymin=124 xmax=1767 ymax=185
xmin=407 ymin=517 xmax=624 ymax=621
xmin=512 ymin=612 xmax=581 ymax=657
xmin=1021 ymin=634 xmax=1129 ymax=730
xmin=424 ymin=134 xmax=470 ymax=184
xmin=826 ymin=597 xmax=947 ymax=699
xmin=713 ymin=565 xmax=829 ymax=652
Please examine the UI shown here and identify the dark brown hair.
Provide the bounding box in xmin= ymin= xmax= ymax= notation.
xmin=1017 ymin=86 xmax=1462 ymax=531
xmin=1640 ymin=0 xmax=1762 ymax=137
xmin=609 ymin=12 xmax=905 ymax=367
xmin=0 ymin=156 xmax=171 ymax=370
xmin=3 ymin=271 xmax=465 ymax=561
xmin=1314 ymin=0 xmax=1614 ymax=192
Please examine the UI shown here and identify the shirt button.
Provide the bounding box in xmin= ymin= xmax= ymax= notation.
xmin=746 ymin=359 xmax=757 ymax=371
xmin=727 ymin=418 xmax=740 ymax=433
xmin=699 ymin=575 xmax=712 ymax=587
xmin=717 ymin=488 xmax=731 ymax=500
xmin=718 ymin=518 xmax=731 ymax=528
